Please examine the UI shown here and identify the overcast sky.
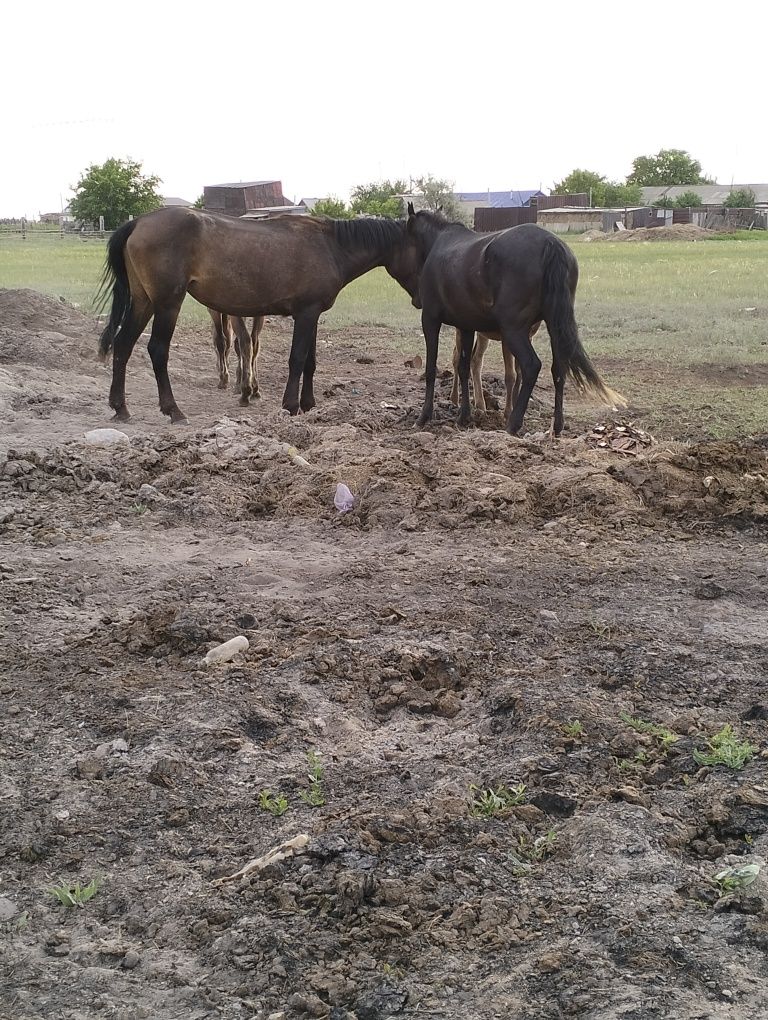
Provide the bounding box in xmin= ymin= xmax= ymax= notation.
xmin=2 ymin=0 xmax=764 ymax=218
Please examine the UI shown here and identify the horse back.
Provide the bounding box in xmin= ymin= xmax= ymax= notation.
xmin=123 ymin=207 xmax=341 ymax=316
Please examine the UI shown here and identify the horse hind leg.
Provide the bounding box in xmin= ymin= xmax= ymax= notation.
xmin=502 ymin=326 xmax=542 ymax=436
xmin=209 ymin=310 xmax=231 ymax=389
xmin=108 ymin=293 xmax=152 ymax=422
xmin=471 ymin=333 xmax=490 ymax=411
xmin=231 ymin=317 xmax=254 ymax=405
xmin=146 ymin=302 xmax=187 ymax=423
xmin=503 ymin=346 xmax=517 ymax=423
xmin=450 ymin=329 xmax=460 ymax=406
xmin=251 ymin=316 xmax=265 ymax=398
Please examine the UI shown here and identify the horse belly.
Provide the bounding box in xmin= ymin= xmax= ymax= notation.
xmin=188 ymin=269 xmax=296 ymax=318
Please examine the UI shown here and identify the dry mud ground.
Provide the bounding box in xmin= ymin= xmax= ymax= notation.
xmin=1 ymin=289 xmax=768 ymax=1020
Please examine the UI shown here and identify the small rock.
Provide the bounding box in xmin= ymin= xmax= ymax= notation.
xmin=611 ymin=786 xmax=651 ymax=808
xmin=137 ymin=483 xmax=166 ymax=503
xmin=84 ymin=429 xmax=130 ymax=447
xmin=531 ymin=791 xmax=578 ymax=816
xmin=0 ymin=897 xmax=18 ymax=922
xmin=3 ymin=460 xmax=36 ymax=477
xmin=76 ymin=757 xmax=106 ymax=780
xmin=288 ymin=992 xmax=328 ymax=1017
xmin=235 ymin=613 xmax=257 ymax=630
xmin=538 ymin=951 xmax=563 ymax=973
xmin=538 ymin=609 xmax=559 ymax=624
xmin=204 ymin=635 xmax=249 ymax=665
xmin=121 ymin=949 xmax=140 ymax=969
xmin=694 ymin=581 xmax=726 ymax=600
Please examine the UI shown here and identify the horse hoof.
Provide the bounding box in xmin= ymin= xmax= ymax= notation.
xmin=217 ymin=380 xmax=228 ymax=390
xmin=111 ymin=410 xmax=130 ymax=423
xmin=239 ymin=397 xmax=250 ymax=407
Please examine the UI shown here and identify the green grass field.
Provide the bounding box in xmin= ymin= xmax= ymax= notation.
xmin=2 ymin=230 xmax=767 ymax=437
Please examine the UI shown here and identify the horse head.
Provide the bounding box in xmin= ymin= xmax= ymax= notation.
xmin=384 ymin=221 xmax=423 ymax=308
xmin=406 ymin=204 xmax=450 ymax=258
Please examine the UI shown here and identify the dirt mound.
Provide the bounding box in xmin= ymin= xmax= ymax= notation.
xmin=0 ymin=288 xmax=98 ymax=337
xmin=584 ymin=224 xmax=715 ymax=243
xmin=2 ymin=420 xmax=767 ymax=541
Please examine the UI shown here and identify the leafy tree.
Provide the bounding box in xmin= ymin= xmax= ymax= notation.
xmin=552 ymin=170 xmax=640 ymax=207
xmin=626 ymin=149 xmax=713 ymax=187
xmin=674 ymin=191 xmax=703 ymax=208
xmin=311 ymin=196 xmax=352 ymax=218
xmin=652 ymin=197 xmax=674 ymax=208
xmin=350 ymin=179 xmax=407 ymax=218
xmin=603 ymin=182 xmax=643 ymax=207
xmin=723 ymin=188 xmax=756 ymax=208
xmin=69 ymin=157 xmax=162 ymax=229
xmin=552 ymin=169 xmax=606 ymax=201
xmin=413 ymin=175 xmax=468 ymax=223
xmin=193 ymin=194 xmax=205 ymax=209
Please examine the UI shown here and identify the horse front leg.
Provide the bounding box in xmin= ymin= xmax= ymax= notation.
xmin=299 ymin=319 xmax=318 ymax=412
xmin=417 ymin=314 xmax=442 ymax=427
xmin=456 ymin=328 xmax=474 ymax=427
xmin=282 ymin=312 xmax=317 ymax=416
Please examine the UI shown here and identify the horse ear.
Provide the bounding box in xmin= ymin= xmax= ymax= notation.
xmin=407 ymin=201 xmax=415 ymax=217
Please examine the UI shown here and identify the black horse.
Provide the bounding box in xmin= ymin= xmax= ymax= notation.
xmin=405 ymin=203 xmax=624 ymax=435
xmin=98 ymin=207 xmax=422 ymax=423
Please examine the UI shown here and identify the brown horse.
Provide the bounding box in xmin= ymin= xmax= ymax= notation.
xmin=98 ymin=207 xmax=421 ymax=422
xmin=449 ymin=324 xmax=541 ymax=422
xmin=407 ymin=205 xmax=624 ymax=435
xmin=208 ymin=309 xmax=265 ymax=393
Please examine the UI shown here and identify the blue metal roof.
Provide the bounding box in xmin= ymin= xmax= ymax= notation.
xmin=457 ymin=190 xmax=544 ymax=208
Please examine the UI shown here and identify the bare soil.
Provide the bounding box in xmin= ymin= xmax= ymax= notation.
xmin=583 ymin=225 xmax=716 ymax=243
xmin=1 ymin=289 xmax=768 ymax=1020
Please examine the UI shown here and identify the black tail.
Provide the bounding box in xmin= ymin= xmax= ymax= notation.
xmin=541 ymin=238 xmax=626 ymax=407
xmin=95 ymin=219 xmax=140 ymax=361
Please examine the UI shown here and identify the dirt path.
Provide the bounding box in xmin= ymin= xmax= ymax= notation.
xmin=1 ymin=290 xmax=767 ymax=1020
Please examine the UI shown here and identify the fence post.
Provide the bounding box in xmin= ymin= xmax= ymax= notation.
xmin=99 ymin=215 xmax=105 ymax=237
xmin=21 ymin=217 xmax=26 ymax=240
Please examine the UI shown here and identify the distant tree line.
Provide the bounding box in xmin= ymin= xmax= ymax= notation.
xmin=553 ymin=149 xmax=718 ymax=208
xmin=62 ymin=149 xmax=757 ymax=232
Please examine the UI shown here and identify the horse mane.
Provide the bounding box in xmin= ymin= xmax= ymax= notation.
xmin=414 ymin=209 xmax=454 ymax=228
xmin=329 ymin=216 xmax=405 ymax=252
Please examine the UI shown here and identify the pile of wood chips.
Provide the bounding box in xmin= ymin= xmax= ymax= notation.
xmin=585 ymin=421 xmax=654 ymax=456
